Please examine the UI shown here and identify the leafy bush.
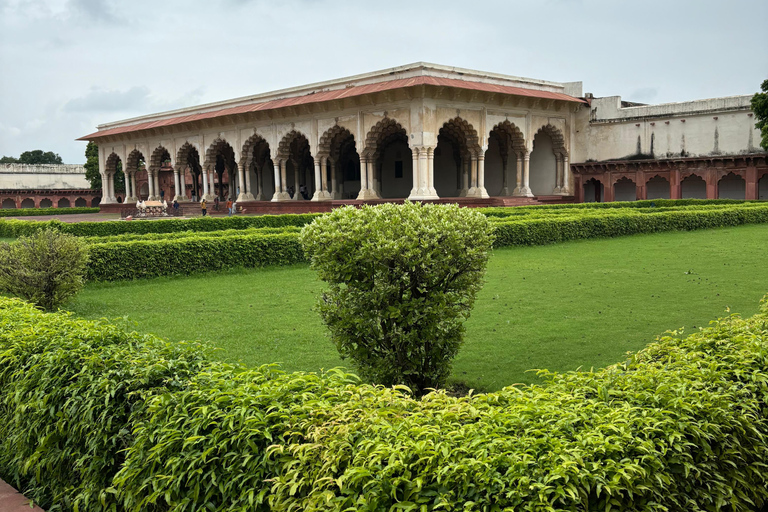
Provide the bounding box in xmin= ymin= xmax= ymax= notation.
xmin=0 ymin=229 xmax=88 ymax=310
xmin=1 ymin=297 xmax=768 ymax=511
xmin=300 ymin=202 xmax=494 ymax=393
xmin=0 ymin=298 xmax=210 ymax=511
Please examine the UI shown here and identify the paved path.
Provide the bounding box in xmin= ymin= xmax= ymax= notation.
xmin=0 ymin=478 xmax=44 ymax=511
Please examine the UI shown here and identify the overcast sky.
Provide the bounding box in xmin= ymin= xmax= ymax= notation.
xmin=1 ymin=0 xmax=766 ymax=164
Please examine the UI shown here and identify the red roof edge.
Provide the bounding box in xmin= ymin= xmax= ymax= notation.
xmin=77 ymin=76 xmax=588 ymax=141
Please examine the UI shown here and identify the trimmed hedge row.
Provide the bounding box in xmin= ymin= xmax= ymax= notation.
xmin=0 ymin=207 xmax=99 ymax=217
xmin=492 ymin=203 xmax=768 ymax=247
xmin=0 ymin=213 xmax=321 ymax=238
xmin=1 ymin=296 xmax=767 ymax=511
xmin=80 ymin=203 xmax=768 ymax=281
xmin=87 ymin=232 xmax=305 ymax=280
xmin=83 ymin=225 xmax=301 ymax=244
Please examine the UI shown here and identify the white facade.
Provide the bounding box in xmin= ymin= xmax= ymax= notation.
xmin=0 ymin=164 xmax=91 ymax=190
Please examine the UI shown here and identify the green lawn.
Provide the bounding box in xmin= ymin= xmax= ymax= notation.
xmin=66 ymin=224 xmax=768 ymax=391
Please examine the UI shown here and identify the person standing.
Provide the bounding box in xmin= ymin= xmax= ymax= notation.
xmin=226 ymin=198 xmax=233 ymax=216
xmin=201 ymin=198 xmax=207 ymax=217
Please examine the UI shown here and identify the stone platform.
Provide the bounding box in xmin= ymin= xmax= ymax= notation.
xmin=100 ymin=195 xmax=575 ymax=216
xmin=0 ymin=478 xmax=45 ymax=511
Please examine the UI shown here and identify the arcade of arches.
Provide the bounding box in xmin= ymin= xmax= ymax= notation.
xmin=572 ymin=155 xmax=768 ymax=203
xmin=96 ymin=117 xmax=573 ymax=206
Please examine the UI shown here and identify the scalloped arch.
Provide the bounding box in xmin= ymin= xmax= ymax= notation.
xmin=105 ymin=152 xmax=121 ymax=173
xmin=125 ymin=149 xmax=145 ymax=173
xmin=363 ymin=118 xmax=409 ymax=159
xmin=149 ymin=146 xmax=171 ymax=171
xmin=239 ymin=134 xmax=271 ymax=171
xmin=204 ymin=138 xmax=236 ymax=170
xmin=276 ymin=130 xmax=310 ymax=161
xmin=534 ymin=124 xmax=567 ymax=156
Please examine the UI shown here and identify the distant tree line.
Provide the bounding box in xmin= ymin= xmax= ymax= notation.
xmin=0 ymin=150 xmax=64 ymax=165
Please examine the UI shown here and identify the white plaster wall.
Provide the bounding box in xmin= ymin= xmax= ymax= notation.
xmin=529 ymin=132 xmax=557 ymax=195
xmin=0 ymin=164 xmax=90 ymax=189
xmin=582 ymin=95 xmax=763 ymax=162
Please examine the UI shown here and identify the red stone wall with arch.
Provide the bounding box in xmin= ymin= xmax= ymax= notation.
xmin=0 ymin=189 xmax=103 ymax=209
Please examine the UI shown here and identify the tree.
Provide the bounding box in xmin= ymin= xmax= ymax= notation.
xmin=0 ymin=156 xmax=19 ymax=163
xmin=0 ymin=230 xmax=89 ymax=311
xmin=18 ymin=150 xmax=63 ymax=164
xmin=84 ymin=141 xmax=101 ymax=189
xmin=300 ymin=202 xmax=494 ymax=395
xmin=751 ymin=79 xmax=768 ymax=151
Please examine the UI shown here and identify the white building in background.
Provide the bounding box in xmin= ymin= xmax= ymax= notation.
xmin=0 ymin=164 xmax=100 ymax=209
xmin=77 ymin=62 xmax=766 ymax=210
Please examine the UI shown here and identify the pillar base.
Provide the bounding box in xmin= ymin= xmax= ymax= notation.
xmin=499 ymin=187 xmax=511 ymax=197
xmin=125 ymin=196 xmax=138 ymax=203
xmin=238 ymin=193 xmax=255 ymax=202
xmin=311 ymin=190 xmax=333 ymax=201
xmin=173 ymin=195 xmax=186 ymax=202
xmin=458 ymin=188 xmax=468 ymax=197
xmin=552 ymin=186 xmax=562 ymax=194
xmin=465 ymin=187 xmax=490 ymax=199
xmin=356 ymin=188 xmax=380 ymax=201
xmin=408 ymin=187 xmax=439 ymax=200
xmin=271 ymin=191 xmax=292 ymax=202
xmin=253 ymin=192 xmax=265 ymax=201
xmin=513 ymin=186 xmax=534 ymax=198
xmin=333 ymin=191 xmax=343 ymax=200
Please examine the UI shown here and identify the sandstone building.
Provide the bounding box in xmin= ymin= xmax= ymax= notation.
xmin=77 ymin=63 xmax=767 ymax=210
xmin=0 ymin=164 xmax=101 ymax=209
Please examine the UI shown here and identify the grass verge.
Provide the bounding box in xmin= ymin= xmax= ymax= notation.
xmin=66 ymin=223 xmax=768 ymax=390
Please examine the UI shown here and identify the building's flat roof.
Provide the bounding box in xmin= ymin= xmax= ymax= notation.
xmin=78 ymin=63 xmax=586 ymax=141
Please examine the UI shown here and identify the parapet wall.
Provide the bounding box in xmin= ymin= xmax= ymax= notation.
xmin=574 ymin=94 xmax=764 ymax=163
xmin=0 ymin=164 xmax=91 ymax=190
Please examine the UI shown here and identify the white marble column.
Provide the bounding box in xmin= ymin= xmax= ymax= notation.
xmin=553 ymin=156 xmax=563 ymax=194
xmin=467 ymin=155 xmax=478 ymax=197
xmin=562 ymin=155 xmax=571 ymax=195
xmin=427 ymin=147 xmax=437 ymax=197
xmin=201 ymin=168 xmax=210 ymax=200
xmin=459 ymin=157 xmax=470 ymax=197
xmin=271 ymin=160 xmax=290 ymax=201
xmin=500 ymin=160 xmax=510 ymax=196
xmin=208 ymin=171 xmax=215 ymax=200
xmin=237 ymin=164 xmax=252 ymax=201
xmin=108 ymin=172 xmax=116 ymax=203
xmin=409 ymin=147 xmax=420 ymax=198
xmin=475 ymin=153 xmax=489 ymax=199
xmin=130 ymin=172 xmax=138 ymax=201
xmin=245 ymin=166 xmax=254 ymax=199
xmin=357 ymin=158 xmax=374 ymax=200
xmin=513 ymin=154 xmax=524 ymax=196
xmin=330 ymin=159 xmax=340 ymax=199
xmin=521 ymin=153 xmax=533 ymax=197
xmin=154 ymin=172 xmax=161 ymax=201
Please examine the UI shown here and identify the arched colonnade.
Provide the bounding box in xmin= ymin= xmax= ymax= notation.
xmin=100 ymin=117 xmax=571 ymax=204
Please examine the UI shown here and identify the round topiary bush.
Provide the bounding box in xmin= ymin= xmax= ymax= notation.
xmin=299 ymin=201 xmax=494 ymax=394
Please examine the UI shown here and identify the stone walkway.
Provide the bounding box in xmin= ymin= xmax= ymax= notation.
xmin=0 ymin=478 xmax=44 ymax=511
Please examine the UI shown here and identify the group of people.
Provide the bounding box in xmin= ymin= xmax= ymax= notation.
xmin=200 ymin=197 xmax=237 ymax=217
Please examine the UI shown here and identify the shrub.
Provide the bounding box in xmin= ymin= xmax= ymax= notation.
xmin=0 ymin=229 xmax=88 ymax=310
xmin=300 ymin=202 xmax=494 ymax=394
xmin=0 ymin=206 xmax=99 ymax=217
xmin=1 ymin=297 xmax=768 ymax=511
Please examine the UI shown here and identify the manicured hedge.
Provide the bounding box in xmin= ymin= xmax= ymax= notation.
xmin=0 ymin=213 xmax=321 ymax=238
xmin=86 ymin=232 xmax=305 ymax=280
xmin=491 ymin=204 xmax=768 ymax=247
xmin=83 ymin=225 xmax=301 ymax=244
xmin=0 ymin=207 xmax=99 ymax=217
xmin=1 ymin=296 xmax=767 ymax=511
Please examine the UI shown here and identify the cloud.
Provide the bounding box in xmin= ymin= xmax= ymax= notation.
xmin=63 ymin=86 xmax=152 ymax=113
xmin=67 ymin=0 xmax=121 ymax=22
